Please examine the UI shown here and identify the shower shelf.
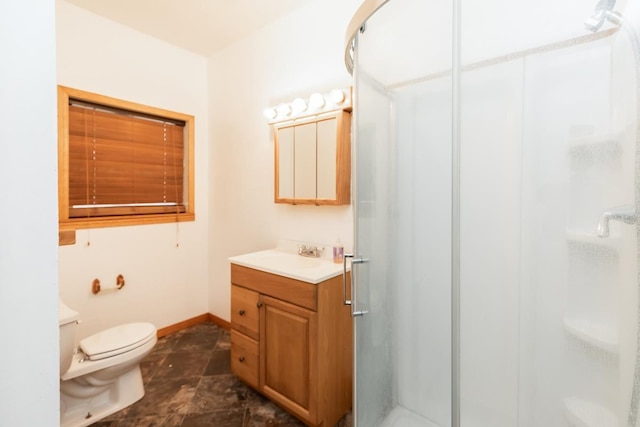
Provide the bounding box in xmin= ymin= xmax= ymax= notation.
xmin=567 ymin=132 xmax=622 ymax=161
xmin=563 ymin=397 xmax=618 ymax=427
xmin=563 ymin=317 xmax=618 ymax=355
xmin=565 ymin=230 xmax=620 ymax=249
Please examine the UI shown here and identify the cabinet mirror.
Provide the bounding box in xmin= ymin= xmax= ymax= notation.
xmin=274 ymin=110 xmax=351 ymax=205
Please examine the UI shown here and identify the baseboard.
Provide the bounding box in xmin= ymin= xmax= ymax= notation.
xmin=207 ymin=312 xmax=231 ymax=330
xmin=156 ymin=313 xmax=230 ymax=338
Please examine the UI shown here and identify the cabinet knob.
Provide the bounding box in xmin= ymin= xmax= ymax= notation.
xmin=239 ymin=309 xmax=245 ymax=316
xmin=238 ymin=356 xmax=245 ymax=362
xmin=256 ymin=302 xmax=263 ymax=308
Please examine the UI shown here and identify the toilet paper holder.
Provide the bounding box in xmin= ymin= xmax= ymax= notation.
xmin=91 ymin=275 xmax=125 ymax=295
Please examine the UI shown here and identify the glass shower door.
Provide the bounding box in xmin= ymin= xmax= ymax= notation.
xmin=350 ymin=0 xmax=640 ymax=426
xmin=351 ymin=0 xmax=454 ymax=426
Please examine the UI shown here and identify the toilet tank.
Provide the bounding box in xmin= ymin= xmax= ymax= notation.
xmin=58 ymin=300 xmax=79 ymax=375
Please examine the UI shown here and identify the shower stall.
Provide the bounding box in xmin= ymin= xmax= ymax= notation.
xmin=344 ymin=0 xmax=640 ymax=426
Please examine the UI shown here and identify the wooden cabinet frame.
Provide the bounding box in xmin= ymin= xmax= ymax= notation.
xmin=274 ymin=110 xmax=351 ymax=205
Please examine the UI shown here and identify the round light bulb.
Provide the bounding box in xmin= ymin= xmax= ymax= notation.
xmin=309 ymin=93 xmax=325 ymax=109
xmin=330 ymin=89 xmax=346 ymax=104
xmin=262 ymin=107 xmax=277 ymax=120
xmin=277 ymin=103 xmax=292 ymax=117
xmin=292 ymin=98 xmax=307 ymax=114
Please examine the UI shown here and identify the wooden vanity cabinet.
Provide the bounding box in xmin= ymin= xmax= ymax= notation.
xmin=230 ymin=264 xmax=353 ymax=427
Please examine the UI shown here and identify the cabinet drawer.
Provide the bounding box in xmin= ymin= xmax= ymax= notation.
xmin=231 ymin=264 xmax=317 ymax=311
xmin=230 ymin=330 xmax=259 ymax=390
xmin=231 ymin=285 xmax=259 ymax=340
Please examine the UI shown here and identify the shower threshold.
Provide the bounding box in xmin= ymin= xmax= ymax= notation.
xmin=381 ymin=406 xmax=441 ymax=427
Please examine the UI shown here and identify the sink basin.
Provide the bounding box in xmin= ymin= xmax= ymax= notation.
xmin=255 ymin=252 xmax=322 ymax=268
xmin=229 ymin=249 xmax=344 ymax=284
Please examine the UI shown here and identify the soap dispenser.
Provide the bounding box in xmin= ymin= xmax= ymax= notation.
xmin=333 ymin=237 xmax=344 ymax=264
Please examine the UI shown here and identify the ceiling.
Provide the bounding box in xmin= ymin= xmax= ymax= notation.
xmin=62 ymin=0 xmax=312 ymax=57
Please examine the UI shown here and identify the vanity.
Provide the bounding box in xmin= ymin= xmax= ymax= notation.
xmin=229 ymin=249 xmax=352 ymax=427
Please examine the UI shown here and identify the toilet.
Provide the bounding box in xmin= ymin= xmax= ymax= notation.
xmin=59 ymin=299 xmax=157 ymax=427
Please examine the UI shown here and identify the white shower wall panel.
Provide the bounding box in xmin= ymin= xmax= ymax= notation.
xmin=519 ymin=37 xmax=616 ymax=426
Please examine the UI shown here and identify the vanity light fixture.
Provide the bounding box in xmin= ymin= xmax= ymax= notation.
xmin=309 ymin=92 xmax=325 ymax=109
xmin=263 ymin=87 xmax=351 ymax=124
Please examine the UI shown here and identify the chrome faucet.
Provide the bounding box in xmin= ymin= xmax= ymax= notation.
xmin=298 ymin=244 xmax=323 ymax=258
xmin=597 ymin=205 xmax=637 ymax=237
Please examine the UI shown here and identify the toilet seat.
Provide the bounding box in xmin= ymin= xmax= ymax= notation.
xmin=80 ymin=322 xmax=156 ymax=361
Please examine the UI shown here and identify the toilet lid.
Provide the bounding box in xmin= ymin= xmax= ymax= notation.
xmin=80 ymin=322 xmax=156 ymax=361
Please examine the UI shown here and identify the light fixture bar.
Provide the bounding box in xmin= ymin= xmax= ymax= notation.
xmin=263 ymin=87 xmax=352 ymax=123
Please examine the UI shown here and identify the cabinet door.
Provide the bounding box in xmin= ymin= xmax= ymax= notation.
xmin=275 ymin=126 xmax=294 ymax=200
xmin=294 ymin=122 xmax=316 ymax=200
xmin=316 ymin=116 xmax=338 ymax=200
xmin=260 ymin=295 xmax=317 ymax=424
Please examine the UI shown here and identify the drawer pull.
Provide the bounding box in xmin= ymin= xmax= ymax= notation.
xmin=239 ymin=309 xmax=246 ymax=316
xmin=238 ymin=356 xmax=245 ymax=362
xmin=256 ymin=302 xmax=263 ymax=308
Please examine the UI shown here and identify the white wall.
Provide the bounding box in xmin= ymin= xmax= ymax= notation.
xmin=207 ymin=0 xmax=361 ymax=320
xmin=56 ymin=1 xmax=210 ymax=337
xmin=0 ymin=0 xmax=59 ymax=425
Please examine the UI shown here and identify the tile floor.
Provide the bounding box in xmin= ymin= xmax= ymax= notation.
xmin=93 ymin=322 xmax=353 ymax=427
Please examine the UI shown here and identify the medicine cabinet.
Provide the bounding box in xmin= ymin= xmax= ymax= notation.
xmin=273 ymin=110 xmax=351 ymax=205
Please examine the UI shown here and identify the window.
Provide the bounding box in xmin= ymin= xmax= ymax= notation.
xmin=58 ymin=86 xmax=195 ymax=229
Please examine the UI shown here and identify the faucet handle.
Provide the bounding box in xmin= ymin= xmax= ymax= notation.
xmin=297 ymin=244 xmax=323 ymax=257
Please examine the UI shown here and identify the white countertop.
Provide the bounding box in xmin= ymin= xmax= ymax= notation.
xmin=229 ymin=248 xmax=346 ymax=284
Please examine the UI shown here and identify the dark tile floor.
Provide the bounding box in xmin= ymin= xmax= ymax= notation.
xmin=93 ymin=322 xmax=353 ymax=427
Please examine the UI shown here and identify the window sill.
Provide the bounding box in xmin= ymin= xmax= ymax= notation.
xmin=59 ymin=212 xmax=195 ymax=231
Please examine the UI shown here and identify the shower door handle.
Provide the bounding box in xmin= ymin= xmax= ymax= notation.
xmin=344 ymin=253 xmax=369 ymax=317
xmin=342 ymin=254 xmax=352 ymax=306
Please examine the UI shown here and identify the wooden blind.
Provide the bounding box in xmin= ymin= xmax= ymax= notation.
xmin=68 ymin=101 xmax=186 ymax=218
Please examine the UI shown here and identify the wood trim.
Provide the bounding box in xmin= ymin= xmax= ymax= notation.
xmin=156 ymin=313 xmax=230 ymax=338
xmin=59 ymin=212 xmax=195 ymax=231
xmin=58 ymin=230 xmax=76 ymax=246
xmin=60 ymin=86 xmax=194 ymax=123
xmin=157 ymin=314 xmax=208 ymax=338
xmin=58 ymin=86 xmax=70 ymax=224
xmin=207 ymin=313 xmax=231 ymax=330
xmin=335 ymin=110 xmax=352 ymax=205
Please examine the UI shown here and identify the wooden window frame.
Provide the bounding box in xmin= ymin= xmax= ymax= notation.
xmin=57 ymin=86 xmax=195 ymax=230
